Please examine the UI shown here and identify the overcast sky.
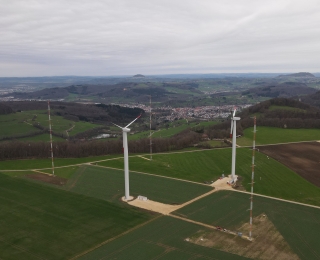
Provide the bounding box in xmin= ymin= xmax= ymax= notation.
xmin=1 ymin=0 xmax=319 ymax=76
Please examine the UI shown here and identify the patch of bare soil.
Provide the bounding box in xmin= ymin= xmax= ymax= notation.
xmin=259 ymin=142 xmax=320 ymax=187
xmin=128 ymin=199 xmax=181 ymax=215
xmin=26 ymin=173 xmax=67 ymax=186
xmin=187 ymin=214 xmax=299 ymax=260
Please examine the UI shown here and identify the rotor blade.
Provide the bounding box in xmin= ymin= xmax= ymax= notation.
xmin=230 ymin=120 xmax=234 ymax=138
xmin=111 ymin=122 xmax=123 ymax=129
xmin=125 ymin=114 xmax=142 ymax=128
xmin=233 ymin=109 xmax=236 ymax=118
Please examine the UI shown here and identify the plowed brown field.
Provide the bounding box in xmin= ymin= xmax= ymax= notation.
xmin=259 ymin=142 xmax=320 ymax=187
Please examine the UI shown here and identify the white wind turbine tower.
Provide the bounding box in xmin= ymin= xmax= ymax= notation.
xmin=113 ymin=114 xmax=141 ymax=200
xmin=230 ymin=108 xmax=240 ymax=182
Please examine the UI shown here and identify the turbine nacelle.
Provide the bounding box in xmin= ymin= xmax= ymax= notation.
xmin=230 ymin=109 xmax=240 ymax=138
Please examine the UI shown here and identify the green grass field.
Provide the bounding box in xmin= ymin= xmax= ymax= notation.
xmin=98 ymin=149 xmax=320 ymax=206
xmin=237 ymin=126 xmax=320 ymax=146
xmin=68 ymin=121 xmax=100 ymax=136
xmin=173 ymin=190 xmax=320 ymax=260
xmin=63 ymin=165 xmax=212 ymax=204
xmin=79 ymin=216 xmax=247 ymax=260
xmin=39 ymin=166 xmax=80 ymax=178
xmin=1 ymin=146 xmax=320 ymax=259
xmin=0 ymin=110 xmax=99 ymax=141
xmin=0 ymin=166 xmax=79 ymax=179
xmin=0 ymin=113 xmax=38 ymax=137
xmin=18 ymin=133 xmax=66 ymax=142
xmin=0 ymin=154 xmax=121 ymax=170
xmin=1 ymin=147 xmax=320 ymax=206
xmin=0 ymin=173 xmax=153 ymax=259
xmin=128 ymin=120 xmax=217 ymax=140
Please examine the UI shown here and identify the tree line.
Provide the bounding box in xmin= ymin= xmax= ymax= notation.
xmin=2 ymin=101 xmax=144 ymax=124
xmin=0 ymin=129 xmax=202 ymax=160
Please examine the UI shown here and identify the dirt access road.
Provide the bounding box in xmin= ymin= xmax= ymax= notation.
xmin=128 ymin=176 xmax=234 ymax=215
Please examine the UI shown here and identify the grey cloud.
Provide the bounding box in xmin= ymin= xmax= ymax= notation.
xmin=0 ymin=0 xmax=319 ymax=76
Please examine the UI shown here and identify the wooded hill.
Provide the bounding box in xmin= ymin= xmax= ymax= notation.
xmin=0 ymin=101 xmax=144 ymax=142
xmin=2 ymin=97 xmax=320 ymax=160
xmin=205 ymin=98 xmax=320 ymax=139
xmin=277 ymin=72 xmax=315 ymax=78
xmin=297 ymin=90 xmax=320 ymax=108
xmin=2 ymin=101 xmax=144 ymax=125
xmin=242 ymin=82 xmax=317 ymax=98
xmin=5 ymin=82 xmax=201 ymax=103
xmin=0 ymin=129 xmax=201 ymax=160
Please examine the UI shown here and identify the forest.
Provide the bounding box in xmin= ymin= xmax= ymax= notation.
xmin=205 ymin=98 xmax=320 ymax=139
xmin=0 ymin=129 xmax=202 ymax=160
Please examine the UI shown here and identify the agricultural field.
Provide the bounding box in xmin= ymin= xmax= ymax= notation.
xmin=259 ymin=142 xmax=320 ymax=187
xmin=1 ymin=141 xmax=320 ymax=259
xmin=98 ymin=148 xmax=320 ymax=206
xmin=1 ymin=166 xmax=79 ymax=180
xmin=0 ymin=173 xmax=153 ymax=260
xmin=79 ymin=216 xmax=247 ymax=260
xmin=63 ymin=165 xmax=212 ymax=204
xmin=0 ymin=154 xmax=121 ymax=170
xmin=18 ymin=133 xmax=65 ymax=142
xmin=128 ymin=120 xmax=217 ymax=140
xmin=237 ymin=126 xmax=320 ymax=146
xmin=173 ymin=190 xmax=320 ymax=260
xmin=0 ymin=110 xmax=100 ymax=141
xmin=0 ymin=112 xmax=38 ymax=137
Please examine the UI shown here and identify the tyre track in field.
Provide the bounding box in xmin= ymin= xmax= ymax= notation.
xmin=70 ymin=216 xmax=161 ymax=260
xmin=277 ymin=210 xmax=319 ymax=260
xmin=2 ymin=156 xmax=319 ymax=211
xmin=89 ymin=163 xmax=210 ymax=186
xmin=0 ymin=236 xmax=45 ymax=260
xmin=0 ymin=147 xmax=230 ymax=172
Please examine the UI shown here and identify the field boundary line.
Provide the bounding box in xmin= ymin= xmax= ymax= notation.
xmin=89 ymin=164 xmax=210 ymax=187
xmin=169 ymin=214 xmax=216 ymax=230
xmin=169 ymin=214 xmax=251 ymax=241
xmin=229 ymin=189 xmax=320 ymax=209
xmin=178 ymin=189 xmax=217 ymax=209
xmin=240 ymin=140 xmax=320 ymax=148
xmin=0 ymin=158 xmax=123 ymax=172
xmin=2 ymin=141 xmax=319 ymax=171
xmin=23 ymin=120 xmax=33 ymax=126
xmin=70 ymin=216 xmax=161 ymax=260
xmin=32 ymin=170 xmax=52 ymax=176
xmin=65 ymin=124 xmax=75 ymax=137
xmin=137 ymin=155 xmax=151 ymax=161
xmin=0 ymin=148 xmax=232 ymax=172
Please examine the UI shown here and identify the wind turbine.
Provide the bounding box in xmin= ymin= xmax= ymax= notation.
xmin=112 ymin=114 xmax=141 ymax=200
xmin=230 ymin=108 xmax=240 ymax=182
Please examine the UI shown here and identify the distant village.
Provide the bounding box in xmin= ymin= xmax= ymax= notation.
xmin=111 ymin=103 xmax=251 ymax=121
xmin=0 ymin=86 xmax=251 ymax=121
